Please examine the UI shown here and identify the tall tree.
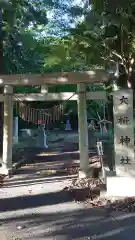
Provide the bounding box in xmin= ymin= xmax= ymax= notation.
xmin=92 ymin=0 xmax=135 ymax=88
xmin=2 ymin=0 xmax=48 ymax=73
xmin=0 ymin=0 xmax=49 ymax=159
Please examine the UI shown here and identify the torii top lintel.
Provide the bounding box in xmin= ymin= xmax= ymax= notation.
xmin=0 ymin=69 xmax=108 ymax=85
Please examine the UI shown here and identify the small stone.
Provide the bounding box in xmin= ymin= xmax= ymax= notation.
xmin=17 ymin=225 xmax=26 ymax=230
xmin=28 ymin=189 xmax=32 ymax=194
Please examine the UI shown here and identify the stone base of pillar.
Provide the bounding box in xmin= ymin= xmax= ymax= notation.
xmin=78 ymin=168 xmax=92 ymax=179
xmin=78 ymin=170 xmax=88 ymax=179
xmin=0 ymin=167 xmax=12 ymax=177
xmin=13 ymin=136 xmax=19 ymax=144
xmin=106 ymin=176 xmax=135 ymax=197
xmin=6 ymin=169 xmax=12 ymax=178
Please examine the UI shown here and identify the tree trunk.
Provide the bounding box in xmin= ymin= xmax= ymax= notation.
xmin=0 ymin=21 xmax=4 ymax=162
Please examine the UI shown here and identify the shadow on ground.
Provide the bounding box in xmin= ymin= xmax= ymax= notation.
xmin=0 ymin=207 xmax=135 ymax=239
xmin=0 ymin=190 xmax=73 ymax=212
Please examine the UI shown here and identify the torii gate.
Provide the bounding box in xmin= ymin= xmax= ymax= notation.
xmin=0 ymin=69 xmax=108 ymax=177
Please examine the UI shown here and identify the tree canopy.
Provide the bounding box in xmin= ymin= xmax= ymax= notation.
xmin=1 ymin=0 xmax=135 ymax=83
xmin=1 ymin=0 xmax=135 ymax=121
xmin=44 ymin=0 xmax=135 ymax=89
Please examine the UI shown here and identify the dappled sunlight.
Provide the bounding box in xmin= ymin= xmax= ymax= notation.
xmin=14 ymin=92 xmax=78 ymax=101
xmin=114 ymin=103 xmax=132 ymax=115
xmin=13 ymin=92 xmax=107 ymax=101
xmin=3 ymin=175 xmax=76 ymax=189
xmin=36 ymin=150 xmax=79 ymax=156
xmin=1 ymin=207 xmax=135 ymax=239
xmin=115 ymin=123 xmax=133 ymax=129
xmin=87 ymin=70 xmax=96 ymax=76
xmin=37 ymin=151 xmax=60 ymax=156
xmin=115 ymin=144 xmax=134 ymax=159
xmin=0 ymin=70 xmax=108 ymax=86
xmin=58 ymin=76 xmax=68 ymax=83
xmin=4 ymin=112 xmax=8 ymax=117
xmin=23 ymin=78 xmax=29 ymax=84
xmin=114 ymin=143 xmax=135 ymax=177
xmin=0 ymin=78 xmax=3 ymax=84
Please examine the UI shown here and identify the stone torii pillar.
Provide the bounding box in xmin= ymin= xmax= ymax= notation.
xmin=2 ymin=85 xmax=13 ymax=175
xmin=77 ymin=83 xmax=89 ymax=178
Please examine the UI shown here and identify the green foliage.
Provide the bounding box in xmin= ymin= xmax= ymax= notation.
xmin=2 ymin=0 xmax=48 ymax=73
xmin=14 ymin=86 xmax=40 ymax=93
xmin=3 ymin=0 xmax=135 ymax=121
xmin=2 ymin=0 xmax=86 ymax=74
xmin=45 ymin=0 xmax=135 ymax=88
xmin=43 ymin=36 xmax=90 ymax=72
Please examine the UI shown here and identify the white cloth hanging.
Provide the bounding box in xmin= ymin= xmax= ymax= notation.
xmin=43 ymin=125 xmax=48 ymax=148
